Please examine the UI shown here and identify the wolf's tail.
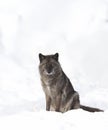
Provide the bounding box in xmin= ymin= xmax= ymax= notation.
xmin=80 ymin=105 xmax=104 ymax=112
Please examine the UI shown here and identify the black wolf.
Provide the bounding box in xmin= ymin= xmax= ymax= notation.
xmin=38 ymin=53 xmax=103 ymax=113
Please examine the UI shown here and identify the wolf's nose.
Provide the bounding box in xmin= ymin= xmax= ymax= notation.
xmin=46 ymin=65 xmax=53 ymax=74
xmin=46 ymin=68 xmax=54 ymax=75
xmin=47 ymin=69 xmax=52 ymax=74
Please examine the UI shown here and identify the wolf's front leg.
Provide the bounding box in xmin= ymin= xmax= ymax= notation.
xmin=54 ymin=94 xmax=61 ymax=112
xmin=45 ymin=94 xmax=51 ymax=111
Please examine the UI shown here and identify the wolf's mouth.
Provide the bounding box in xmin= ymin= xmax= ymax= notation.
xmin=45 ymin=70 xmax=55 ymax=76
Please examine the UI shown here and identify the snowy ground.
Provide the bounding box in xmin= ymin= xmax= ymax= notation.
xmin=0 ymin=0 xmax=108 ymax=130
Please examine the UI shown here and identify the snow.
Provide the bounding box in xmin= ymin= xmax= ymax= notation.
xmin=0 ymin=0 xmax=108 ymax=129
xmin=0 ymin=110 xmax=108 ymax=130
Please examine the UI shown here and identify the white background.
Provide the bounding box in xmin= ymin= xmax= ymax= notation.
xmin=0 ymin=0 xmax=108 ymax=129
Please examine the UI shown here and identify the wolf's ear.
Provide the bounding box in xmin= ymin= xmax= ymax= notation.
xmin=39 ymin=53 xmax=45 ymax=62
xmin=53 ymin=53 xmax=59 ymax=61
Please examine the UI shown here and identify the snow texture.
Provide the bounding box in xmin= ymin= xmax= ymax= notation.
xmin=0 ymin=0 xmax=108 ymax=129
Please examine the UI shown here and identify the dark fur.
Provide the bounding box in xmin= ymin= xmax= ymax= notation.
xmin=38 ymin=53 xmax=103 ymax=113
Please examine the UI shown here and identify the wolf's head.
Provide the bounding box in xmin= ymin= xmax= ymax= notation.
xmin=39 ymin=53 xmax=62 ymax=78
